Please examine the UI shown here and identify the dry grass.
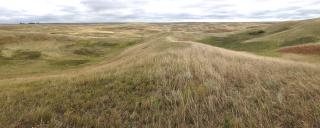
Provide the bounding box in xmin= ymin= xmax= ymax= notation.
xmin=0 ymin=24 xmax=144 ymax=79
xmin=0 ymin=23 xmax=320 ymax=127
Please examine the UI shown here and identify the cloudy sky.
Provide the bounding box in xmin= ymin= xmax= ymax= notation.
xmin=0 ymin=0 xmax=320 ymax=23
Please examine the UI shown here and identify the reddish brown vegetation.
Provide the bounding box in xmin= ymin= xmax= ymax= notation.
xmin=279 ymin=44 xmax=320 ymax=54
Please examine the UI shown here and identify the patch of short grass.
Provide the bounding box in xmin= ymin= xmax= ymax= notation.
xmin=200 ymin=31 xmax=279 ymax=56
xmin=200 ymin=27 xmax=320 ymax=57
xmin=49 ymin=59 xmax=90 ymax=66
xmin=248 ymin=30 xmax=265 ymax=35
xmin=12 ymin=50 xmax=42 ymax=60
xmin=0 ymin=49 xmax=4 ymax=59
xmin=67 ymin=39 xmax=141 ymax=57
xmin=76 ymin=40 xmax=118 ymax=48
xmin=73 ymin=48 xmax=101 ymax=56
xmin=280 ymin=36 xmax=319 ymax=47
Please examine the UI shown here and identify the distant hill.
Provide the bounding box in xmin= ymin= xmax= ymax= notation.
xmin=246 ymin=18 xmax=320 ymax=45
xmin=201 ymin=18 xmax=320 ymax=57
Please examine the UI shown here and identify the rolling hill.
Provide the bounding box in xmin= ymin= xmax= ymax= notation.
xmin=0 ymin=21 xmax=320 ymax=127
xmin=201 ymin=18 xmax=320 ymax=61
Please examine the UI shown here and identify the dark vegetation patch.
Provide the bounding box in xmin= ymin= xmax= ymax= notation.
xmin=12 ymin=50 xmax=42 ymax=60
xmin=78 ymin=40 xmax=104 ymax=47
xmin=50 ymin=32 xmax=69 ymax=35
xmin=248 ymin=30 xmax=265 ymax=35
xmin=97 ymin=41 xmax=118 ymax=47
xmin=0 ymin=59 xmax=11 ymax=66
xmin=64 ymin=40 xmax=118 ymax=56
xmin=278 ymin=45 xmax=320 ymax=55
xmin=65 ymin=40 xmax=118 ymax=49
xmin=0 ymin=49 xmax=3 ymax=58
xmin=50 ymin=59 xmax=90 ymax=66
xmin=73 ymin=48 xmax=101 ymax=56
xmin=118 ymin=40 xmax=141 ymax=48
xmin=0 ymin=49 xmax=42 ymax=67
xmin=280 ymin=36 xmax=319 ymax=47
xmin=66 ymin=39 xmax=141 ymax=56
xmin=0 ymin=50 xmax=10 ymax=66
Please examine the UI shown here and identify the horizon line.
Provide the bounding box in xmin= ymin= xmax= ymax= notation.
xmin=0 ymin=17 xmax=317 ymax=25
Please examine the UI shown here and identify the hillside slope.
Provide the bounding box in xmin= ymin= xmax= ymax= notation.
xmin=200 ymin=18 xmax=320 ymax=64
xmin=1 ymin=31 xmax=320 ymax=127
xmin=247 ymin=18 xmax=320 ymax=44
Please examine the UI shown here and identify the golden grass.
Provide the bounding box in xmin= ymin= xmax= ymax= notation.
xmin=0 ymin=23 xmax=320 ymax=127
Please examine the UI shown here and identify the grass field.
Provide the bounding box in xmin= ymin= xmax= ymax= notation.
xmin=0 ymin=20 xmax=320 ymax=127
xmin=201 ymin=19 xmax=320 ymax=59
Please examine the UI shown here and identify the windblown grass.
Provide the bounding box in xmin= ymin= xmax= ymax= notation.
xmin=1 ymin=32 xmax=320 ymax=127
xmin=0 ymin=23 xmax=320 ymax=127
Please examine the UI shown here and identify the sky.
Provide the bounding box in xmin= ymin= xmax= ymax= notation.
xmin=0 ymin=0 xmax=319 ymax=23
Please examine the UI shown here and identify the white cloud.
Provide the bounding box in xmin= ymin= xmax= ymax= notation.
xmin=0 ymin=0 xmax=319 ymax=23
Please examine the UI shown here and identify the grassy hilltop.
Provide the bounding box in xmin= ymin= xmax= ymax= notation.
xmin=0 ymin=20 xmax=320 ymax=127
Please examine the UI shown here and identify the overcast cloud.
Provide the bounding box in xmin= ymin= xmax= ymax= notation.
xmin=0 ymin=0 xmax=319 ymax=23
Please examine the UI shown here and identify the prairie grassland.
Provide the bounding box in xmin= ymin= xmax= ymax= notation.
xmin=0 ymin=23 xmax=320 ymax=127
xmin=200 ymin=18 xmax=320 ymax=63
xmin=0 ymin=24 xmax=147 ymax=79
